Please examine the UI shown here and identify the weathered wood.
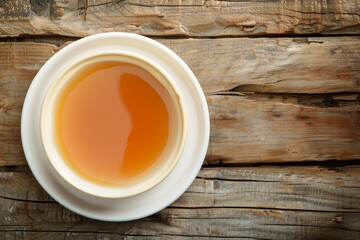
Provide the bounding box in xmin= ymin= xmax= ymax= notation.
xmin=0 ymin=0 xmax=360 ymax=37
xmin=1 ymin=37 xmax=359 ymax=166
xmin=0 ymin=166 xmax=359 ymax=239
xmin=3 ymin=36 xmax=360 ymax=94
xmin=0 ymin=42 xmax=56 ymax=166
xmin=163 ymin=36 xmax=360 ymax=94
xmin=1 ymin=1 xmax=359 ymax=239
xmin=2 ymin=166 xmax=360 ymax=211
xmin=1 ymin=209 xmax=359 ymax=239
xmin=207 ymin=94 xmax=360 ymax=164
xmin=0 ymin=0 xmax=30 ymax=21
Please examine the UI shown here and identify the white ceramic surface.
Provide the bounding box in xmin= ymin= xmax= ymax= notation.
xmin=21 ymin=32 xmax=210 ymax=221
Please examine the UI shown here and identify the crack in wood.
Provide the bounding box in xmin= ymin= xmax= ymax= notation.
xmin=2 ymin=160 xmax=360 ymax=172
xmin=196 ymin=176 xmax=284 ymax=183
xmin=166 ymin=206 xmax=360 ymax=214
xmin=0 ymin=34 xmax=359 ymax=42
xmin=86 ymin=1 xmax=205 ymax=8
xmin=203 ymin=160 xmax=360 ymax=169
xmin=0 ymin=229 xmax=263 ymax=239
xmin=0 ymin=195 xmax=55 ymax=204
xmin=209 ymin=92 xmax=360 ymax=108
xmin=262 ymin=223 xmax=360 ymax=233
xmin=0 ymin=166 xmax=31 ymax=172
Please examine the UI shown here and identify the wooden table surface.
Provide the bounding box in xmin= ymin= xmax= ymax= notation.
xmin=1 ymin=0 xmax=360 ymax=239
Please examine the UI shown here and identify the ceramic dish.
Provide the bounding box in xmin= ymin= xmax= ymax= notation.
xmin=40 ymin=51 xmax=187 ymax=198
xmin=21 ymin=33 xmax=210 ymax=221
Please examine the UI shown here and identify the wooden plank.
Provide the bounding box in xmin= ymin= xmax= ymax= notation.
xmin=163 ymin=37 xmax=360 ymax=94
xmin=0 ymin=42 xmax=56 ymax=166
xmin=1 ymin=209 xmax=359 ymax=239
xmin=1 ymin=166 xmax=360 ymax=211
xmin=207 ymin=94 xmax=360 ymax=164
xmin=0 ymin=166 xmax=359 ymax=239
xmin=0 ymin=0 xmax=360 ymax=37
xmin=1 ymin=37 xmax=359 ymax=166
xmin=3 ymin=36 xmax=360 ymax=94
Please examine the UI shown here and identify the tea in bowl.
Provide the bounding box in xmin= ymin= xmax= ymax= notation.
xmin=40 ymin=50 xmax=186 ymax=198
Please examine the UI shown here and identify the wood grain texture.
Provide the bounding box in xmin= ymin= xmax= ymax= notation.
xmin=0 ymin=37 xmax=359 ymax=166
xmin=0 ymin=0 xmax=360 ymax=37
xmin=1 ymin=1 xmax=359 ymax=239
xmin=1 ymin=166 xmax=360 ymax=239
xmin=164 ymin=36 xmax=360 ymax=94
xmin=0 ymin=42 xmax=56 ymax=166
xmin=207 ymin=94 xmax=360 ymax=164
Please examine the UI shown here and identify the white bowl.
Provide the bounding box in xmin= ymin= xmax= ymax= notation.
xmin=40 ymin=37 xmax=186 ymax=198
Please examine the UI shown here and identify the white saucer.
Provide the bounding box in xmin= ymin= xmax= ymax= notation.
xmin=21 ymin=33 xmax=210 ymax=221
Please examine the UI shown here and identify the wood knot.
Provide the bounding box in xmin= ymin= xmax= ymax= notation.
xmin=334 ymin=216 xmax=342 ymax=223
xmin=0 ymin=97 xmax=8 ymax=111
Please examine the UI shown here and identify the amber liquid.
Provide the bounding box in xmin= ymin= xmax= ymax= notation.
xmin=54 ymin=61 xmax=170 ymax=186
